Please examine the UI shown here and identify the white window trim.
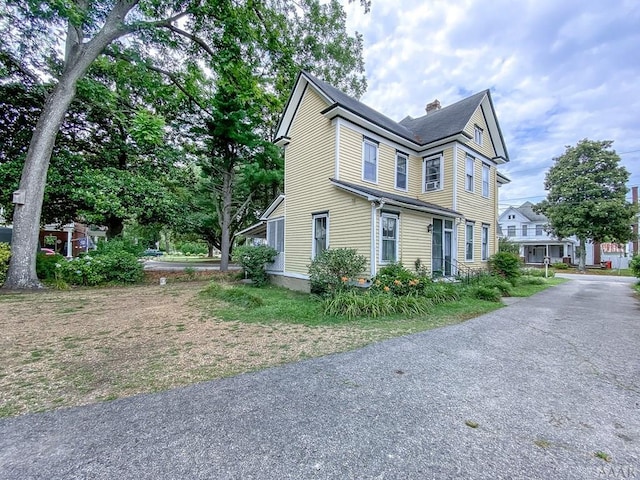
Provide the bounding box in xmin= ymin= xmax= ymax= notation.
xmin=465 ymin=155 xmax=474 ymax=192
xmin=423 ymin=154 xmax=443 ymax=192
xmin=362 ymin=139 xmax=378 ymax=184
xmin=395 ymin=152 xmax=408 ymax=192
xmin=522 ymin=224 xmax=528 ymax=237
xmin=311 ymin=213 xmax=329 ymax=259
xmin=481 ymin=224 xmax=489 ymax=261
xmin=474 ymin=125 xmax=483 ymax=146
xmin=465 ymin=222 xmax=474 ymax=262
xmin=507 ymin=225 xmax=516 ymax=237
xmin=379 ymin=212 xmax=399 ymax=264
xmin=482 ymin=164 xmax=490 ymax=198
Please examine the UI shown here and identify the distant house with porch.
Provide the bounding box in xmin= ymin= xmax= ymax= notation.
xmin=498 ymin=202 xmax=576 ymax=265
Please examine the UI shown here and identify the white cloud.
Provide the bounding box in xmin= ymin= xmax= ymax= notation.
xmin=340 ymin=0 xmax=640 ymax=205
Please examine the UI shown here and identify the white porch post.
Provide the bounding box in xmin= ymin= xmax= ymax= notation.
xmin=370 ymin=202 xmax=377 ymax=277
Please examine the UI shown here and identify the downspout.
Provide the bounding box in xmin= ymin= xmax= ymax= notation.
xmin=370 ymin=200 xmax=385 ymax=277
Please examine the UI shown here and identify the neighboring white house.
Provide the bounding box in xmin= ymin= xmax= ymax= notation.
xmin=498 ymin=202 xmax=576 ymax=264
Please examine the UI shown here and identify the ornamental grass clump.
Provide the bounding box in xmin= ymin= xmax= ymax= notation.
xmin=322 ymin=290 xmax=432 ymax=319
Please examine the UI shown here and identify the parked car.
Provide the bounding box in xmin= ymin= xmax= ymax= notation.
xmin=143 ymin=248 xmax=164 ymax=257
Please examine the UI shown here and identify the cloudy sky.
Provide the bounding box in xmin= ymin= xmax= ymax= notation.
xmin=341 ymin=0 xmax=640 ymax=210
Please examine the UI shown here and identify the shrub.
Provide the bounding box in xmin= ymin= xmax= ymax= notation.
xmin=488 ymin=251 xmax=521 ymax=284
xmin=322 ymin=290 xmax=431 ymax=319
xmin=518 ymin=276 xmax=546 ymax=286
xmin=176 ymin=241 xmax=208 ymax=256
xmin=476 ymin=275 xmax=513 ymax=297
xmin=53 ymin=249 xmax=143 ymax=286
xmin=95 ymin=237 xmax=144 ymax=257
xmin=232 ymin=245 xmax=278 ymax=287
xmin=308 ymin=248 xmax=367 ymax=294
xmin=630 ymin=255 xmax=640 ymax=278
xmin=551 ymin=262 xmax=568 ymax=270
xmin=94 ymin=251 xmax=144 ymax=284
xmin=36 ymin=252 xmax=67 ymax=281
xmin=0 ymin=242 xmax=10 ymax=286
xmin=414 ymin=258 xmax=431 ymax=278
xmin=521 ymin=267 xmax=554 ymax=278
xmin=468 ymin=285 xmax=502 ymax=302
xmin=371 ymin=263 xmax=425 ymax=296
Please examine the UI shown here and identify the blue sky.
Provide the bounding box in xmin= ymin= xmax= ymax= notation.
xmin=341 ymin=0 xmax=640 ymax=210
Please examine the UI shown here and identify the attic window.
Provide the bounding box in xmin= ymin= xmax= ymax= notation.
xmin=474 ymin=125 xmax=483 ymax=146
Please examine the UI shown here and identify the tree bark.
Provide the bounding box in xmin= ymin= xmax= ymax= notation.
xmin=578 ymin=237 xmax=587 ymax=272
xmin=219 ymin=171 xmax=233 ymax=271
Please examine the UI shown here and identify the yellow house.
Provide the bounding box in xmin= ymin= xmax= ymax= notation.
xmin=249 ymin=71 xmax=510 ymax=291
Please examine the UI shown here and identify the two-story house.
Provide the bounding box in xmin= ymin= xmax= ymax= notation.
xmin=243 ymin=71 xmax=510 ymax=291
xmin=498 ymin=202 xmax=576 ymax=264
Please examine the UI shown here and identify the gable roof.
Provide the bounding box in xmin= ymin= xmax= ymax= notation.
xmin=516 ymin=201 xmax=548 ymax=222
xmin=330 ymin=178 xmax=462 ymax=218
xmin=275 ymin=71 xmax=509 ymax=162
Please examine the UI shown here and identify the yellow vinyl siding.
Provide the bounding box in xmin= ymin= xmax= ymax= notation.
xmin=269 ymin=200 xmax=285 ymax=219
xmin=398 ymin=209 xmax=431 ymax=270
xmin=326 ymin=192 xmax=372 ymax=274
xmin=417 ymin=147 xmax=454 ymax=209
xmin=464 ymin=105 xmax=497 ymax=159
xmin=284 ymin=87 xmax=336 ymax=275
xmin=455 ymin=145 xmax=496 ymax=266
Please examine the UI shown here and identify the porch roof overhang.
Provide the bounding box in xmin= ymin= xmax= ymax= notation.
xmin=235 ymin=221 xmax=267 ymax=239
xmin=330 ymin=178 xmax=463 ymax=218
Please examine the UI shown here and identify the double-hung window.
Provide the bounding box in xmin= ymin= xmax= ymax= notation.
xmin=465 ymin=155 xmax=474 ymax=192
xmin=465 ymin=222 xmax=474 ymax=261
xmin=312 ymin=213 xmax=328 ymax=259
xmin=363 ymin=138 xmax=378 ymax=183
xmin=380 ymin=213 xmax=399 ymax=263
xmin=481 ymin=224 xmax=489 ymax=261
xmin=474 ymin=125 xmax=483 ymax=145
xmin=395 ymin=152 xmax=408 ymax=190
xmin=482 ymin=164 xmax=490 ymax=197
xmin=507 ymin=225 xmax=516 ymax=237
xmin=522 ymin=225 xmax=528 ymax=237
xmin=536 ymin=224 xmax=543 ymax=236
xmin=424 ymin=155 xmax=441 ymax=191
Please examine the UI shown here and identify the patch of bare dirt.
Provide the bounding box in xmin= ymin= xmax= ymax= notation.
xmin=0 ymin=281 xmax=371 ymax=417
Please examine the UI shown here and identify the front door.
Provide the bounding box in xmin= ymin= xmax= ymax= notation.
xmin=432 ymin=219 xmax=454 ymax=276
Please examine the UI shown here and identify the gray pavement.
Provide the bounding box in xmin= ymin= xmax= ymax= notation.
xmin=1 ymin=275 xmax=639 ymax=479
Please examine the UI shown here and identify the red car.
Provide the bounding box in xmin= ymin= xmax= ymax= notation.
xmin=40 ymin=248 xmax=56 ymax=256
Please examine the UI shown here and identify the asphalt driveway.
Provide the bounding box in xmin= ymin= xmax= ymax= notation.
xmin=1 ymin=275 xmax=638 ymax=479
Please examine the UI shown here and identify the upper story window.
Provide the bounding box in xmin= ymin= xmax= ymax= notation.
xmin=363 ymin=138 xmax=378 ymax=183
xmin=474 ymin=125 xmax=483 ymax=145
xmin=380 ymin=213 xmax=399 ymax=263
xmin=395 ymin=152 xmax=408 ymax=191
xmin=522 ymin=225 xmax=528 ymax=237
xmin=482 ymin=164 xmax=490 ymax=197
xmin=424 ymin=155 xmax=442 ymax=192
xmin=507 ymin=225 xmax=516 ymax=237
xmin=536 ymin=224 xmax=543 ymax=236
xmin=312 ymin=213 xmax=328 ymax=259
xmin=465 ymin=155 xmax=474 ymax=192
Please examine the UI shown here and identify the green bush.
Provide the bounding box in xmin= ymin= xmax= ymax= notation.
xmin=488 ymin=251 xmax=521 ymax=284
xmin=308 ymin=248 xmax=367 ymax=294
xmin=476 ymin=275 xmax=513 ymax=297
xmin=232 ymin=245 xmax=278 ymax=287
xmin=0 ymin=242 xmax=10 ymax=286
xmin=517 ymin=276 xmax=546 ymax=286
xmin=176 ymin=241 xmax=208 ymax=256
xmin=95 ymin=237 xmax=145 ymax=257
xmin=521 ymin=267 xmax=554 ymax=278
xmin=371 ymin=263 xmax=426 ymax=296
xmin=36 ymin=252 xmax=67 ymax=280
xmin=630 ymin=255 xmax=640 ymax=278
xmin=498 ymin=237 xmax=519 ymax=254
xmin=322 ymin=290 xmax=432 ymax=319
xmin=468 ymin=285 xmax=502 ymax=302
xmin=551 ymin=262 xmax=568 ymax=270
xmin=54 ymin=249 xmax=143 ymax=286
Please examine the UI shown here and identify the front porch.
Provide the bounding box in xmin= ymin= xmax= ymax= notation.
xmin=520 ymin=242 xmax=574 ymax=265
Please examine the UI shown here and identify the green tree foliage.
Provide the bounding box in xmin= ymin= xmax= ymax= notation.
xmin=535 ymin=140 xmax=637 ymax=271
xmin=488 ymin=251 xmax=521 ymax=285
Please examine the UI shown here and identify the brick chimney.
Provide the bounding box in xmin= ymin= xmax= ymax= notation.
xmin=426 ymin=99 xmax=441 ymax=114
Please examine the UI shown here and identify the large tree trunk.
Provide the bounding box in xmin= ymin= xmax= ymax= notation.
xmin=578 ymin=237 xmax=587 ymax=272
xmin=219 ymin=171 xmax=233 ymax=271
xmin=1 ymin=2 xmax=136 ymax=290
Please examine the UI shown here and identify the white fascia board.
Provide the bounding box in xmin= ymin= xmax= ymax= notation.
xmin=260 ymin=194 xmax=285 ymax=220
xmin=481 ymin=94 xmax=509 ymax=162
xmin=416 ymin=135 xmax=469 ymax=157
